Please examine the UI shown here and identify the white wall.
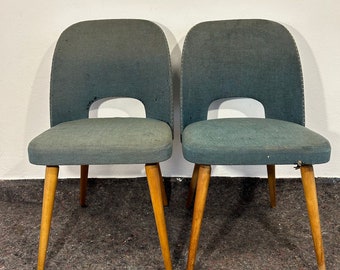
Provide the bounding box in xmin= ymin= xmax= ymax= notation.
xmin=1 ymin=0 xmax=339 ymax=179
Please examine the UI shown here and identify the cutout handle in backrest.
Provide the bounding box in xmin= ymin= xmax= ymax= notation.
xmin=50 ymin=19 xmax=173 ymax=131
xmin=89 ymin=97 xmax=146 ymax=118
xmin=208 ymin=97 xmax=265 ymax=119
xmin=181 ymin=19 xmax=304 ymax=133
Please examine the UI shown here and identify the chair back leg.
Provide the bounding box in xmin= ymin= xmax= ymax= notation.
xmin=267 ymin=165 xmax=276 ymax=208
xmin=154 ymin=163 xmax=169 ymax=206
xmin=37 ymin=166 xmax=59 ymax=270
xmin=80 ymin=165 xmax=89 ymax=207
xmin=186 ymin=163 xmax=200 ymax=208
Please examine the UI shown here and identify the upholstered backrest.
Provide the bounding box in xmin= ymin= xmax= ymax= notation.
xmin=181 ymin=19 xmax=304 ymax=132
xmin=50 ymin=19 xmax=173 ymax=131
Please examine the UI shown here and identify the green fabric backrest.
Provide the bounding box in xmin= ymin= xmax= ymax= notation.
xmin=181 ymin=19 xmax=304 ymax=133
xmin=50 ymin=19 xmax=173 ymax=132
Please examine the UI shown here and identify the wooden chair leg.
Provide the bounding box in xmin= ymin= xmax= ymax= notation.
xmin=156 ymin=163 xmax=169 ymax=206
xmin=300 ymin=165 xmax=326 ymax=270
xmin=80 ymin=165 xmax=89 ymax=207
xmin=145 ymin=163 xmax=172 ymax=270
xmin=187 ymin=164 xmax=211 ymax=270
xmin=267 ymin=164 xmax=276 ymax=208
xmin=186 ymin=163 xmax=200 ymax=208
xmin=37 ymin=166 xmax=59 ymax=270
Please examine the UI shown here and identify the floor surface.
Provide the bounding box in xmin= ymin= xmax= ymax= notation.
xmin=0 ymin=177 xmax=339 ymax=269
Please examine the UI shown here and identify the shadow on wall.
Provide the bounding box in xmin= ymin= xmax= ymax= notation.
xmin=21 ymin=44 xmax=54 ymax=179
xmin=159 ymin=23 xmax=194 ymax=177
xmin=285 ymin=25 xmax=328 ymax=132
xmin=286 ymin=24 xmax=338 ymax=174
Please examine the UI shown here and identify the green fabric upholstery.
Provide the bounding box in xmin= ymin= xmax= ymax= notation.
xmin=50 ymin=19 xmax=173 ymax=128
xmin=181 ymin=19 xmax=331 ymax=165
xmin=28 ymin=19 xmax=173 ymax=166
xmin=181 ymin=19 xmax=304 ymax=132
xmin=182 ymin=118 xmax=330 ymax=165
xmin=29 ymin=118 xmax=172 ymax=165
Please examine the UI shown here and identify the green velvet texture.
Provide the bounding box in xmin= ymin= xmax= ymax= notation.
xmin=28 ymin=20 xmax=173 ymax=166
xmin=29 ymin=118 xmax=172 ymax=165
xmin=181 ymin=19 xmax=331 ymax=165
xmin=182 ymin=118 xmax=330 ymax=165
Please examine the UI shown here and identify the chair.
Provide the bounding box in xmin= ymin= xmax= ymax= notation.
xmin=28 ymin=19 xmax=173 ymax=270
xmin=180 ymin=19 xmax=330 ymax=270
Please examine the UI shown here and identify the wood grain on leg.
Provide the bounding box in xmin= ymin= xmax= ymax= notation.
xmin=156 ymin=163 xmax=168 ymax=206
xmin=145 ymin=163 xmax=172 ymax=270
xmin=186 ymin=163 xmax=200 ymax=208
xmin=267 ymin=164 xmax=276 ymax=208
xmin=37 ymin=166 xmax=59 ymax=270
xmin=300 ymin=165 xmax=326 ymax=270
xmin=187 ymin=164 xmax=211 ymax=270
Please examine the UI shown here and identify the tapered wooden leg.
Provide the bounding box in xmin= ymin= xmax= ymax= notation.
xmin=186 ymin=163 xmax=200 ymax=208
xmin=267 ymin=164 xmax=276 ymax=208
xmin=156 ymin=163 xmax=169 ymax=206
xmin=187 ymin=164 xmax=211 ymax=270
xmin=80 ymin=165 xmax=89 ymax=207
xmin=300 ymin=165 xmax=326 ymax=270
xmin=37 ymin=166 xmax=59 ymax=270
xmin=145 ymin=163 xmax=172 ymax=270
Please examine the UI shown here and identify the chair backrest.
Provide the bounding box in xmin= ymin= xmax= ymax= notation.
xmin=181 ymin=19 xmax=304 ymax=133
xmin=50 ymin=19 xmax=173 ymax=132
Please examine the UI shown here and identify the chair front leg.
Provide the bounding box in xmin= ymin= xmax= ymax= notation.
xmin=80 ymin=165 xmax=89 ymax=207
xmin=300 ymin=165 xmax=326 ymax=270
xmin=267 ymin=164 xmax=276 ymax=208
xmin=145 ymin=163 xmax=172 ymax=270
xmin=37 ymin=166 xmax=59 ymax=270
xmin=187 ymin=164 xmax=211 ymax=270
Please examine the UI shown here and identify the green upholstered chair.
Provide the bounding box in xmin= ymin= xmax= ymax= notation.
xmin=28 ymin=19 xmax=173 ymax=270
xmin=181 ymin=19 xmax=330 ymax=270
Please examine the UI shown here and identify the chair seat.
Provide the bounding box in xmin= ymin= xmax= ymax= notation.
xmin=28 ymin=118 xmax=172 ymax=165
xmin=182 ymin=118 xmax=330 ymax=165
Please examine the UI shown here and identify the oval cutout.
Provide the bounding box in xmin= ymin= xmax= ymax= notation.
xmin=208 ymin=97 xmax=265 ymax=119
xmin=89 ymin=97 xmax=146 ymax=118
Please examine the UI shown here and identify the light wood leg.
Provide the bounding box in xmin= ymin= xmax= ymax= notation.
xmin=156 ymin=163 xmax=169 ymax=206
xmin=186 ymin=163 xmax=200 ymax=208
xmin=187 ymin=164 xmax=211 ymax=270
xmin=80 ymin=165 xmax=89 ymax=207
xmin=300 ymin=165 xmax=326 ymax=270
xmin=37 ymin=166 xmax=59 ymax=270
xmin=145 ymin=163 xmax=172 ymax=270
xmin=267 ymin=164 xmax=276 ymax=208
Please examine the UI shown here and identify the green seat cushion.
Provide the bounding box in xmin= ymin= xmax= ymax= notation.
xmin=28 ymin=118 xmax=172 ymax=165
xmin=182 ymin=118 xmax=330 ymax=165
